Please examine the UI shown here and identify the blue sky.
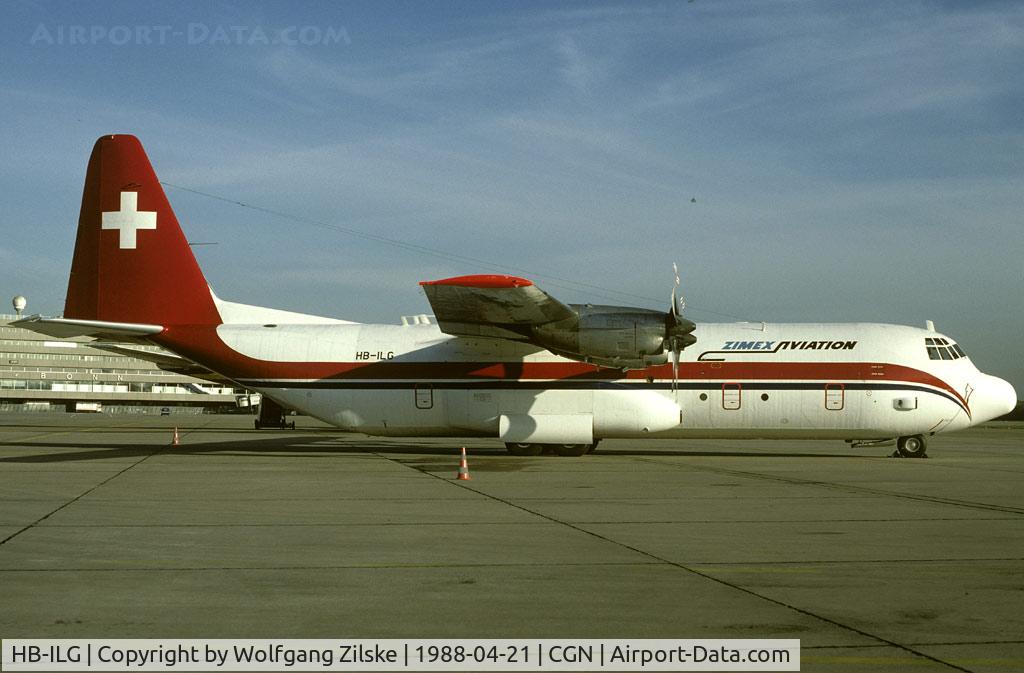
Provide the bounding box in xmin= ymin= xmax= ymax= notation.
xmin=2 ymin=1 xmax=1022 ymax=393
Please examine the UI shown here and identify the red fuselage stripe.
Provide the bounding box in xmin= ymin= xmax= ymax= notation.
xmin=153 ymin=326 xmax=967 ymax=409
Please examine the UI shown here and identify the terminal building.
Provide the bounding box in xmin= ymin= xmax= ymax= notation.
xmin=0 ymin=313 xmax=252 ymax=414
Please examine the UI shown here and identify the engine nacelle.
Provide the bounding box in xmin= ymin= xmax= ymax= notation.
xmin=531 ymin=304 xmax=671 ymax=369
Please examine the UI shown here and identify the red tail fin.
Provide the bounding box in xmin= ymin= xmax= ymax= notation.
xmin=64 ymin=135 xmax=221 ymax=326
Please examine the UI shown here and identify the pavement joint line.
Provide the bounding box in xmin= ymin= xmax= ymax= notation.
xmin=378 ymin=451 xmax=976 ymax=673
xmin=904 ymin=640 xmax=1024 ymax=647
xmin=32 ymin=521 xmax=559 ymax=528
xmin=801 ymin=639 xmax=1024 ymax=649
xmin=528 ymin=517 xmax=1021 ymax=524
xmin=0 ymin=417 xmax=171 ymax=446
xmin=0 ymin=438 xmax=178 ymax=548
xmin=802 ymin=639 xmax=1024 ymax=647
xmin=0 ymin=419 xmax=187 ymax=549
xmin=0 ymin=561 xmax=665 ymax=572
xmin=633 ymin=457 xmax=1024 ymax=516
xmin=0 ymin=428 xmax=85 ymax=446
xmin=26 ymin=520 xmax=1024 ymax=530
xmin=684 ymin=556 xmax=1024 ymax=566
xmin=0 ymin=495 xmax=885 ymax=501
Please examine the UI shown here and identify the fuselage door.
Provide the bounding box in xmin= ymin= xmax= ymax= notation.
xmin=415 ymin=384 xmax=434 ymax=410
xmin=825 ymin=383 xmax=845 ymax=411
xmin=722 ymin=382 xmax=742 ymax=410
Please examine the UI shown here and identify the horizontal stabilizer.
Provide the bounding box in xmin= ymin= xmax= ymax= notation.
xmin=88 ymin=343 xmax=228 ymax=383
xmin=12 ymin=316 xmax=163 ymax=341
xmin=88 ymin=343 xmax=193 ymax=368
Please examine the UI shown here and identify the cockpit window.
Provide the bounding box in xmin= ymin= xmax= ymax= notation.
xmin=926 ymin=338 xmax=967 ymax=360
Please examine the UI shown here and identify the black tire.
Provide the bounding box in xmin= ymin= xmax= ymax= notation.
xmin=254 ymin=420 xmax=261 ymax=430
xmin=506 ymin=442 xmax=542 ymax=456
xmin=897 ymin=434 xmax=927 ymax=458
xmin=554 ymin=443 xmax=588 ymax=457
xmin=587 ymin=440 xmax=601 ymax=454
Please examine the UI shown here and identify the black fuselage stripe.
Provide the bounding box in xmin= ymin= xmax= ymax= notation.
xmin=238 ymin=380 xmax=967 ymax=413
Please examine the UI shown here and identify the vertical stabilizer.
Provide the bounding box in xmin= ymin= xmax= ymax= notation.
xmin=64 ymin=135 xmax=221 ymax=326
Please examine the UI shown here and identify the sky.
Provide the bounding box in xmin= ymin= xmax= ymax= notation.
xmin=1 ymin=1 xmax=1022 ymax=394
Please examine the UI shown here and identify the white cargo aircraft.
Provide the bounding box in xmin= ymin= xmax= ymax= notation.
xmin=16 ymin=135 xmax=1017 ymax=457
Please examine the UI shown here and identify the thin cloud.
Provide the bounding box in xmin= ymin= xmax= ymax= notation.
xmin=1 ymin=1 xmax=1021 ymax=390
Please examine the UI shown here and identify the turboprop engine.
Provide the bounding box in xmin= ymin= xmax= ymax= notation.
xmin=532 ymin=304 xmax=696 ymax=369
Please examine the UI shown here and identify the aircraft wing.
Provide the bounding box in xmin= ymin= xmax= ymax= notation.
xmin=420 ymin=273 xmax=696 ymax=370
xmin=419 ymin=275 xmax=575 ymax=340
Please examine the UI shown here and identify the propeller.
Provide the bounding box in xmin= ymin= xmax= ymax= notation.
xmin=665 ymin=263 xmax=697 ymax=392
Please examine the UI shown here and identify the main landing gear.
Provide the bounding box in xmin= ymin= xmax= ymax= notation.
xmin=505 ymin=441 xmax=600 ymax=457
xmin=254 ymin=398 xmax=296 ymax=430
xmin=894 ymin=434 xmax=928 ymax=458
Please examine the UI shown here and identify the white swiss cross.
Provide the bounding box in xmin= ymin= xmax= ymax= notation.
xmin=101 ymin=191 xmax=157 ymax=249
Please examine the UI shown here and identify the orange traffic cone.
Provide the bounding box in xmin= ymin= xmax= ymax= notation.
xmin=456 ymin=446 xmax=471 ymax=480
xmin=172 ymin=427 xmax=180 ymax=446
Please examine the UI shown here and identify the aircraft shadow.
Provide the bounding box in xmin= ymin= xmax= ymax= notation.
xmin=0 ymin=437 xmax=507 ymax=463
xmin=0 ymin=435 xmax=873 ymax=463
xmin=597 ymin=448 xmax=870 ymax=459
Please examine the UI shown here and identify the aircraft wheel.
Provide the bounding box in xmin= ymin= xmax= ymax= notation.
xmin=254 ymin=420 xmax=261 ymax=430
xmin=554 ymin=443 xmax=589 ymax=457
xmin=506 ymin=442 xmax=543 ymax=456
xmin=897 ymin=434 xmax=927 ymax=458
xmin=587 ymin=440 xmax=601 ymax=454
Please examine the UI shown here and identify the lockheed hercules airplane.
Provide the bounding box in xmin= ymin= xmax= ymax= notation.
xmin=16 ymin=135 xmax=1017 ymax=457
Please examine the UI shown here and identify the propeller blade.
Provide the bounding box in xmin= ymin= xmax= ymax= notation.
xmin=670 ymin=263 xmax=681 ymax=320
xmin=665 ymin=262 xmax=694 ymax=395
xmin=671 ymin=340 xmax=679 ymax=393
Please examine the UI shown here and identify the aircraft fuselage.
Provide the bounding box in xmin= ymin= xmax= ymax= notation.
xmin=153 ymin=319 xmax=1013 ymax=443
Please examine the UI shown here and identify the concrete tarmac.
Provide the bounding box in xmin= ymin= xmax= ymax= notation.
xmin=0 ymin=413 xmax=1021 ymax=672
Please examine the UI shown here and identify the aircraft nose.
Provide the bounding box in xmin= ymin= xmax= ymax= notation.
xmin=972 ymin=375 xmax=1018 ymax=423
